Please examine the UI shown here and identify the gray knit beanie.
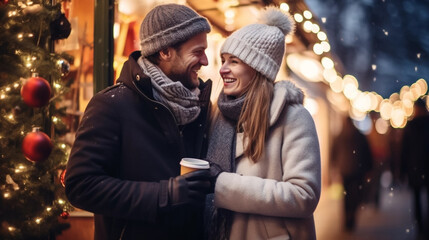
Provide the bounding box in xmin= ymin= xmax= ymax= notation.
xmin=140 ymin=4 xmax=211 ymax=58
xmin=220 ymin=7 xmax=295 ymax=81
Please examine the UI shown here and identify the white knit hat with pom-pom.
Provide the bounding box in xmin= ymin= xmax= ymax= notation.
xmin=220 ymin=7 xmax=295 ymax=81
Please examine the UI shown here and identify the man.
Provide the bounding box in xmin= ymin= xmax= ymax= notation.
xmin=400 ymin=97 xmax=429 ymax=238
xmin=65 ymin=4 xmax=213 ymax=240
xmin=331 ymin=115 xmax=373 ymax=231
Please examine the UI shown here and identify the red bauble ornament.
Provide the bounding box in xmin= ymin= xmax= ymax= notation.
xmin=0 ymin=0 xmax=9 ymax=6
xmin=22 ymin=127 xmax=53 ymax=162
xmin=21 ymin=74 xmax=51 ymax=108
xmin=60 ymin=211 xmax=69 ymax=219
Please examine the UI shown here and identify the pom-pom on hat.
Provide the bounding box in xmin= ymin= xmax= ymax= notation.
xmin=140 ymin=4 xmax=211 ymax=58
xmin=220 ymin=7 xmax=295 ymax=81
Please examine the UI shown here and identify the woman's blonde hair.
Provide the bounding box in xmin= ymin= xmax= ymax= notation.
xmin=238 ymin=73 xmax=274 ymax=162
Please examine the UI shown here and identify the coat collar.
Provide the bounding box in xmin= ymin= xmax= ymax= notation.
xmin=269 ymin=80 xmax=304 ymax=127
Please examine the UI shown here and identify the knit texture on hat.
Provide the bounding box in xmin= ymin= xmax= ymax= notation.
xmin=220 ymin=7 xmax=295 ymax=81
xmin=140 ymin=4 xmax=211 ymax=57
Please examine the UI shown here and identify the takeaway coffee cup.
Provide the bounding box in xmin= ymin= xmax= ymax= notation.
xmin=180 ymin=158 xmax=210 ymax=175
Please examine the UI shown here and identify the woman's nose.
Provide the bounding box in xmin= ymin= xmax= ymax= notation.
xmin=219 ymin=64 xmax=229 ymax=74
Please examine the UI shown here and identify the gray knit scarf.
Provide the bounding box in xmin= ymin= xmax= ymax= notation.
xmin=137 ymin=57 xmax=201 ymax=125
xmin=205 ymin=91 xmax=246 ymax=240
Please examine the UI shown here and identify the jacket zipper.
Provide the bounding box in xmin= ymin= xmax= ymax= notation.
xmin=130 ymin=80 xmax=184 ymax=142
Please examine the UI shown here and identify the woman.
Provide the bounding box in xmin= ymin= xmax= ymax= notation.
xmin=206 ymin=7 xmax=321 ymax=240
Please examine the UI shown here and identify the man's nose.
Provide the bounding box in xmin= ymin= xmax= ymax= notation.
xmin=200 ymin=53 xmax=208 ymax=66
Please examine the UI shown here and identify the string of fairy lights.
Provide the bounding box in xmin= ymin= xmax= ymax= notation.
xmin=278 ymin=2 xmax=428 ymax=129
xmin=215 ymin=1 xmax=428 ymax=130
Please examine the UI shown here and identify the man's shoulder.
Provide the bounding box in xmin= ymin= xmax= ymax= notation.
xmin=89 ymin=82 xmax=133 ymax=105
xmin=99 ymin=82 xmax=124 ymax=93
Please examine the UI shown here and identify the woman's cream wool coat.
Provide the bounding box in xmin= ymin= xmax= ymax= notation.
xmin=214 ymin=80 xmax=321 ymax=240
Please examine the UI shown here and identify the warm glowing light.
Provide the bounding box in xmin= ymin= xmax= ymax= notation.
xmin=285 ymin=34 xmax=293 ymax=43
xmin=4 ymin=192 xmax=11 ymax=198
xmin=389 ymin=92 xmax=400 ymax=103
xmin=54 ymin=83 xmax=61 ymax=89
xmin=294 ymin=13 xmax=303 ymax=23
xmin=368 ymin=92 xmax=381 ymax=111
xmin=15 ymin=164 xmax=25 ymax=173
xmin=403 ymin=99 xmax=413 ymax=117
xmin=8 ymin=226 xmax=16 ymax=232
xmin=313 ymin=43 xmax=323 ymax=55
xmin=311 ymin=24 xmax=320 ymax=33
xmin=303 ymin=21 xmax=313 ymax=32
xmin=35 ymin=218 xmax=42 ymax=224
xmin=416 ymin=78 xmax=428 ymax=95
xmin=58 ymin=199 xmax=65 ymax=204
xmin=410 ymin=83 xmax=422 ymax=100
xmin=224 ymin=9 xmax=235 ymax=18
xmin=303 ymin=10 xmax=313 ymax=19
xmin=400 ymin=85 xmax=411 ymax=100
xmin=343 ymin=84 xmax=358 ymax=100
xmin=321 ymin=41 xmax=331 ymax=52
xmin=375 ymin=117 xmax=389 ymax=134
xmin=280 ymin=3 xmax=289 ymax=12
xmin=47 ymin=207 xmax=52 ymax=211
xmin=1 ymin=94 xmax=5 ymax=99
xmin=323 ymin=68 xmax=337 ymax=83
xmin=352 ymin=92 xmax=371 ymax=112
xmin=52 ymin=116 xmax=58 ymax=123
xmin=8 ymin=11 xmax=18 ymax=17
xmin=343 ymin=75 xmax=359 ymax=100
xmin=390 ymin=107 xmax=406 ymax=128
xmin=330 ymin=76 xmax=344 ymax=93
xmin=317 ymin=31 xmax=327 ymax=41
xmin=349 ymin=107 xmax=366 ymax=121
xmin=300 ymin=59 xmax=322 ymax=81
xmin=61 ymin=143 xmax=66 ymax=149
xmin=380 ymin=100 xmax=392 ymax=120
xmin=8 ymin=114 xmax=14 ymax=120
xmin=383 ymin=29 xmax=389 ymax=36
xmin=113 ymin=23 xmax=120 ymax=39
xmin=372 ymin=64 xmax=377 ymax=70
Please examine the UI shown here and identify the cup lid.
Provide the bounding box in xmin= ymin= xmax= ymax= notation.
xmin=180 ymin=158 xmax=209 ymax=169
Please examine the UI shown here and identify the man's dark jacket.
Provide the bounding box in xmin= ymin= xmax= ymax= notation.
xmin=65 ymin=51 xmax=212 ymax=240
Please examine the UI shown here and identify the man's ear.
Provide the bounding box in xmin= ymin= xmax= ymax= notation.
xmin=159 ymin=48 xmax=174 ymax=61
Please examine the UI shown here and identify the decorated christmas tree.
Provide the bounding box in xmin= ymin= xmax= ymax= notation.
xmin=0 ymin=0 xmax=74 ymax=239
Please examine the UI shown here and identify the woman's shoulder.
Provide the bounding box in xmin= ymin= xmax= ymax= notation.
xmin=273 ymin=80 xmax=304 ymax=105
xmin=269 ymin=80 xmax=305 ymax=126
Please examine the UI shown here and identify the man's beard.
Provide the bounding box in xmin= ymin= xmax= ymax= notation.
xmin=169 ymin=71 xmax=198 ymax=90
